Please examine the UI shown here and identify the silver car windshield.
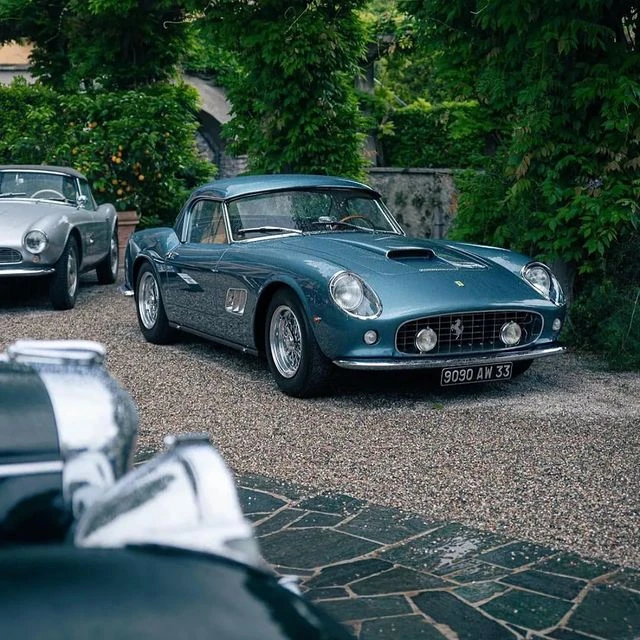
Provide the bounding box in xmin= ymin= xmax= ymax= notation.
xmin=227 ymin=189 xmax=402 ymax=240
xmin=0 ymin=171 xmax=78 ymax=204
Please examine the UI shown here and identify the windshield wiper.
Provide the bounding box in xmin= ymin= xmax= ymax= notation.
xmin=310 ymin=220 xmax=378 ymax=232
xmin=0 ymin=192 xmax=27 ymax=198
xmin=236 ymin=226 xmax=302 ymax=236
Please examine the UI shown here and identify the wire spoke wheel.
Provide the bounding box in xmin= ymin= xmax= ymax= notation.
xmin=138 ymin=271 xmax=159 ymax=330
xmin=269 ymin=304 xmax=302 ymax=378
xmin=66 ymin=249 xmax=78 ymax=299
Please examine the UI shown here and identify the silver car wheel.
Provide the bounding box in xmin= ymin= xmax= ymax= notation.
xmin=138 ymin=271 xmax=159 ymax=330
xmin=67 ymin=249 xmax=78 ymax=298
xmin=109 ymin=233 xmax=118 ymax=278
xmin=269 ymin=304 xmax=302 ymax=378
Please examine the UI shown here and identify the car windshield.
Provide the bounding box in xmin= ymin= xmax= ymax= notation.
xmin=226 ymin=189 xmax=401 ymax=240
xmin=0 ymin=171 xmax=78 ymax=204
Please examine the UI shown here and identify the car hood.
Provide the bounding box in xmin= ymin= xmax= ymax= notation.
xmin=277 ymin=233 xmax=547 ymax=310
xmin=280 ymin=233 xmax=488 ymax=275
xmin=0 ymin=200 xmax=70 ymax=242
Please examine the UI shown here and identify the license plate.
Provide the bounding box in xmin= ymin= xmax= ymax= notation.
xmin=440 ymin=362 xmax=513 ymax=386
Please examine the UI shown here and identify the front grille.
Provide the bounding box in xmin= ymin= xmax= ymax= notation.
xmin=0 ymin=248 xmax=22 ymax=265
xmin=396 ymin=310 xmax=543 ymax=355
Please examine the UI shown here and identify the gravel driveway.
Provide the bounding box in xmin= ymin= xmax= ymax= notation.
xmin=2 ymin=276 xmax=639 ymax=569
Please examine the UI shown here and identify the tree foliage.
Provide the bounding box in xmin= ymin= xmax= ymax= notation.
xmin=0 ymin=0 xmax=195 ymax=89
xmin=0 ymin=79 xmax=213 ymax=223
xmin=199 ymin=0 xmax=369 ymax=178
xmin=402 ymin=0 xmax=640 ymax=276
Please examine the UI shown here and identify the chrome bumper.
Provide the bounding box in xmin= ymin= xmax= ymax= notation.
xmin=333 ymin=345 xmax=566 ymax=371
xmin=0 ymin=266 xmax=55 ymax=277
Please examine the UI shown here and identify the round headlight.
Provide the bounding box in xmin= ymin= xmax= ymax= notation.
xmin=500 ymin=321 xmax=522 ymax=346
xmin=416 ymin=327 xmax=438 ymax=352
xmin=24 ymin=230 xmax=48 ymax=254
xmin=523 ymin=264 xmax=551 ymax=297
xmin=330 ymin=273 xmax=364 ymax=312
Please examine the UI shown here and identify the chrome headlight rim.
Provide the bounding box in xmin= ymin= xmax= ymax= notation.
xmin=522 ymin=262 xmax=564 ymax=306
xmin=329 ymin=271 xmax=382 ymax=319
xmin=24 ymin=229 xmax=49 ymax=255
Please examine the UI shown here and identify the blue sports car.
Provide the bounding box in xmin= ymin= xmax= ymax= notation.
xmin=123 ymin=175 xmax=566 ymax=397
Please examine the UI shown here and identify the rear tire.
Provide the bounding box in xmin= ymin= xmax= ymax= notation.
xmin=265 ymin=289 xmax=331 ymax=398
xmin=135 ymin=262 xmax=176 ymax=344
xmin=96 ymin=227 xmax=119 ymax=284
xmin=49 ymin=237 xmax=79 ymax=310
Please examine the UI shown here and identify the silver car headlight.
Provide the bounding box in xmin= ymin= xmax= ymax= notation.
xmin=522 ymin=262 xmax=564 ymax=305
xmin=329 ymin=271 xmax=382 ymax=318
xmin=24 ymin=230 xmax=48 ymax=254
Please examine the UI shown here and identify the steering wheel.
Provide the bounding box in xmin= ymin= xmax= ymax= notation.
xmin=339 ymin=214 xmax=375 ymax=228
xmin=32 ymin=189 xmax=66 ymax=200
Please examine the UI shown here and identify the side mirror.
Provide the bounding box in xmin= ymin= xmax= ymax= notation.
xmin=76 ymin=194 xmax=88 ymax=208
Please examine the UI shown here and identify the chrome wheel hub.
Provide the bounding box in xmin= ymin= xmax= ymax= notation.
xmin=109 ymin=233 xmax=118 ymax=277
xmin=67 ymin=251 xmax=78 ymax=298
xmin=269 ymin=305 xmax=302 ymax=378
xmin=138 ymin=272 xmax=159 ymax=329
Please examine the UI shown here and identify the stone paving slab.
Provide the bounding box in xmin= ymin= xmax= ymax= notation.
xmin=237 ymin=474 xmax=640 ymax=640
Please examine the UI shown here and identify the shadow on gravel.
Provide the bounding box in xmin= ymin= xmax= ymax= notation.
xmin=0 ymin=273 xmax=107 ymax=311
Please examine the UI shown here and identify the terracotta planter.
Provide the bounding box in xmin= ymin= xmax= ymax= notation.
xmin=117 ymin=210 xmax=141 ymax=267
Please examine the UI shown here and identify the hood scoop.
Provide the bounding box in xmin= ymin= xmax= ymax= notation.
xmin=386 ymin=248 xmax=436 ymax=260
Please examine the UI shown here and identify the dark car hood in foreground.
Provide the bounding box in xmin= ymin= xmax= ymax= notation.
xmin=0 ymin=546 xmax=351 ymax=640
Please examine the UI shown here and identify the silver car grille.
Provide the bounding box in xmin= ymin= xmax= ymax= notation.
xmin=396 ymin=310 xmax=544 ymax=355
xmin=0 ymin=248 xmax=22 ymax=264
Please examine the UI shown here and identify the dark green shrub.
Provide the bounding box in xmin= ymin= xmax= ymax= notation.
xmin=0 ymin=79 xmax=214 ymax=224
xmin=566 ymin=229 xmax=640 ymax=369
xmin=380 ymin=99 xmax=498 ymax=169
xmin=568 ymin=282 xmax=640 ymax=371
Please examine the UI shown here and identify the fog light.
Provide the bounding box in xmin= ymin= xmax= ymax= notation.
xmin=552 ymin=318 xmax=562 ymax=332
xmin=416 ymin=327 xmax=437 ymax=352
xmin=500 ymin=321 xmax=522 ymax=346
xmin=363 ymin=330 xmax=378 ymax=345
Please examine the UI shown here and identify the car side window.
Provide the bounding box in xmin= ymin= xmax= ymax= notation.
xmin=187 ymin=200 xmax=227 ymax=244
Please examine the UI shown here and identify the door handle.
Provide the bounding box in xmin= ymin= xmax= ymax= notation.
xmin=167 ymin=250 xmax=179 ymax=259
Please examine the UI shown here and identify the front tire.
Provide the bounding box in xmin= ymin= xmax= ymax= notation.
xmin=511 ymin=359 xmax=533 ymax=378
xmin=49 ymin=237 xmax=79 ymax=310
xmin=135 ymin=262 xmax=176 ymax=344
xmin=265 ymin=289 xmax=331 ymax=398
xmin=96 ymin=227 xmax=119 ymax=284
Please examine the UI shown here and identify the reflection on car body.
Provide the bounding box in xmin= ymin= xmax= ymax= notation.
xmin=0 ymin=165 xmax=119 ymax=309
xmin=123 ymin=174 xmax=567 ymax=397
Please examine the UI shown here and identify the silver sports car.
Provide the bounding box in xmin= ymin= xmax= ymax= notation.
xmin=0 ymin=165 xmax=119 ymax=309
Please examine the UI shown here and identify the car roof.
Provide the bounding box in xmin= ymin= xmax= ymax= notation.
xmin=0 ymin=165 xmax=87 ymax=180
xmin=192 ymin=174 xmax=378 ymax=200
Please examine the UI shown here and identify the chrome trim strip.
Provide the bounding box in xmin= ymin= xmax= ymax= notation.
xmin=0 ymin=267 xmax=55 ymax=276
xmin=7 ymin=340 xmax=105 ymax=366
xmin=333 ymin=345 xmax=566 ymax=370
xmin=0 ymin=460 xmax=63 ymax=478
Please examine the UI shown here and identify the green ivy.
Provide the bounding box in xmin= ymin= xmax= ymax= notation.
xmin=380 ymin=99 xmax=498 ymax=168
xmin=403 ymin=0 xmax=640 ymax=278
xmin=0 ymin=79 xmax=214 ymax=223
xmin=200 ymin=0 xmax=369 ymax=179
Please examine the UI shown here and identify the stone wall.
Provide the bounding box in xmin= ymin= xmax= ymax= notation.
xmin=367 ymin=168 xmax=457 ymax=240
